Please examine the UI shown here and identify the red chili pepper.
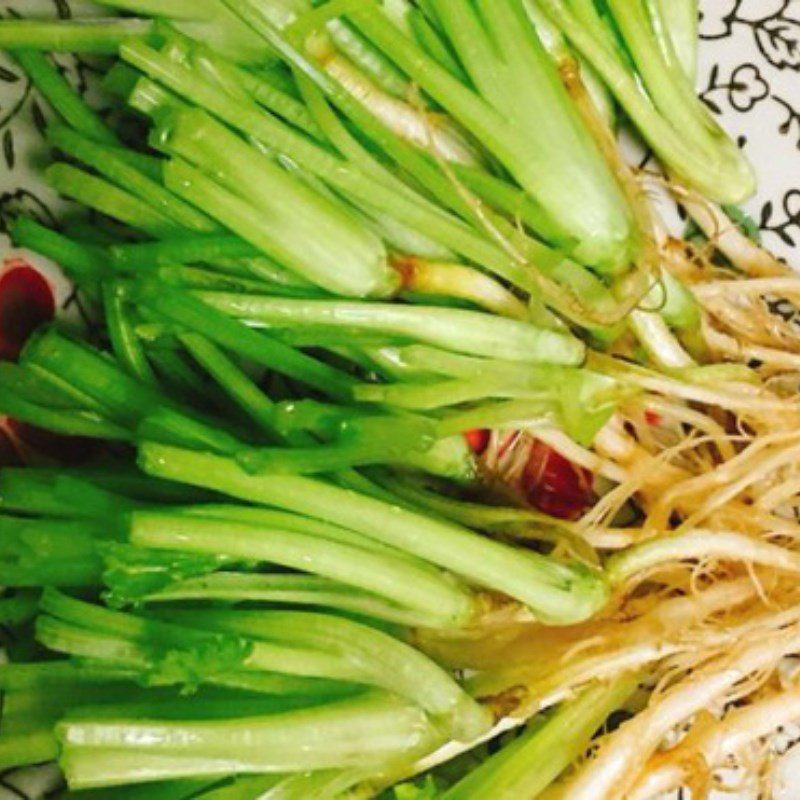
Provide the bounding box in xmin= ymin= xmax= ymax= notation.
xmin=464 ymin=428 xmax=491 ymax=455
xmin=0 ymin=263 xmax=56 ymax=361
xmin=644 ymin=408 xmax=662 ymax=426
xmin=522 ymin=440 xmax=594 ymax=521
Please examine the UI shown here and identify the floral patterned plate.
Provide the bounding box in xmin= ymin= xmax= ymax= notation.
xmin=0 ymin=1 xmax=798 ymax=798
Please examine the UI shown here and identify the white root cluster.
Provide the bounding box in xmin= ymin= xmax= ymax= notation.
xmin=417 ymin=189 xmax=800 ymax=798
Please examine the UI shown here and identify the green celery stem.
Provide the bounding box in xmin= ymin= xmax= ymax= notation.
xmin=139 ymin=444 xmax=610 ymax=624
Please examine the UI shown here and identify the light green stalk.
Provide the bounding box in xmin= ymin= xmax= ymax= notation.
xmin=442 ymin=676 xmax=638 ymax=799
xmin=191 ymin=293 xmax=585 ymax=365
xmin=139 ymin=443 xmax=610 ymax=624
xmin=152 ymin=108 xmax=398 ymax=298
xmin=129 ymin=510 xmax=477 ymax=627
xmin=536 ymin=0 xmax=755 ymax=202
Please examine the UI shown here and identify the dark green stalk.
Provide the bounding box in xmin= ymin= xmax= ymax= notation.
xmin=18 ymin=328 xmax=169 ymax=427
xmin=0 ymin=728 xmax=60 ymax=771
xmin=154 ymin=266 xmax=279 ymax=294
xmin=0 ymin=590 xmax=40 ymax=627
xmin=0 ymin=470 xmax=138 ymax=519
xmin=136 ymin=408 xmax=246 ymax=457
xmin=10 ymin=218 xmax=107 ymax=283
xmin=110 ymin=236 xmax=260 ymax=272
xmin=133 ymin=282 xmax=357 ymax=400
xmin=0 ymin=386 xmax=132 ymax=442
xmin=179 ymin=332 xmax=281 ymax=440
xmin=144 ymin=345 xmax=232 ymax=410
xmin=0 ymin=466 xmax=214 ymax=505
xmin=103 ymin=281 xmax=158 ymax=385
xmin=48 ymin=124 xmax=219 ymax=233
xmin=12 ymin=49 xmax=118 ymax=144
xmin=0 ymin=516 xmax=108 ymax=587
xmin=0 ymin=361 xmax=92 ymax=411
xmin=46 ymin=163 xmax=181 ymax=238
xmin=21 ymin=328 xmax=246 ymax=454
xmin=0 ymin=661 xmax=138 ymax=691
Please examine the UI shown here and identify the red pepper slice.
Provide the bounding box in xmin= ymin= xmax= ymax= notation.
xmin=522 ymin=440 xmax=594 ymax=521
xmin=463 ymin=428 xmax=491 ymax=456
xmin=0 ymin=263 xmax=56 ymax=361
xmin=644 ymin=408 xmax=662 ymax=426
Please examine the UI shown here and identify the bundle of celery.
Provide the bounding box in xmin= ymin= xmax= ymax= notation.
xmin=2 ymin=1 xmax=800 ymax=798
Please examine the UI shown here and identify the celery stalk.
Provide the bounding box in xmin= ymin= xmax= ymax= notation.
xmin=0 ymin=387 xmax=132 ymax=443
xmin=172 ymin=504 xmax=425 ymax=561
xmin=144 ymin=572 xmax=449 ymax=628
xmin=103 ymin=282 xmax=158 ymax=386
xmin=191 ymin=293 xmax=585 ymax=365
xmin=653 ymin=0 xmax=698 ymax=82
xmin=14 ymin=51 xmax=118 ymax=144
xmin=139 ymin=444 xmax=609 ymax=624
xmin=536 ymin=0 xmax=755 ymax=203
xmin=133 ymin=283 xmax=357 ymax=400
xmin=152 ymin=108 xmax=398 ymax=298
xmin=91 ymin=0 xmax=277 ymax=63
xmin=0 ymin=591 xmax=40 ymax=628
xmin=21 ymin=329 xmax=244 ymax=454
xmin=165 ymin=608 xmax=492 ymax=739
xmin=47 ymin=125 xmax=218 ymax=234
xmin=10 ymin=218 xmax=107 ymax=283
xmin=441 ymin=676 xmax=638 ymax=799
xmin=0 ymin=20 xmax=152 ymax=54
xmin=110 ymin=236 xmax=254 ymax=270
xmin=129 ymin=510 xmax=477 ymax=627
xmin=57 ymin=692 xmax=440 ymax=788
xmin=179 ymin=333 xmax=282 ymax=441
xmin=46 ymin=163 xmax=182 ymax=238
xmin=341 ymin=0 xmax=634 ymax=272
xmin=119 ymin=39 xmax=542 ymax=295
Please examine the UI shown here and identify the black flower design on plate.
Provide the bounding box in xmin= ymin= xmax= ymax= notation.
xmin=774 ymin=95 xmax=800 ymax=149
xmin=698 ymin=0 xmax=785 ymax=39
xmin=700 ymin=63 xmax=770 ymax=114
xmin=755 ymin=15 xmax=800 ymax=70
xmin=700 ymin=0 xmax=739 ymax=39
xmin=0 ymin=189 xmax=58 ymax=236
xmin=700 ymin=0 xmax=800 ymax=71
xmin=0 ymin=54 xmax=31 ymax=132
xmin=760 ymin=190 xmax=800 ymax=247
xmin=727 ymin=63 xmax=771 ymax=111
xmin=52 ymin=0 xmax=72 ymax=19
